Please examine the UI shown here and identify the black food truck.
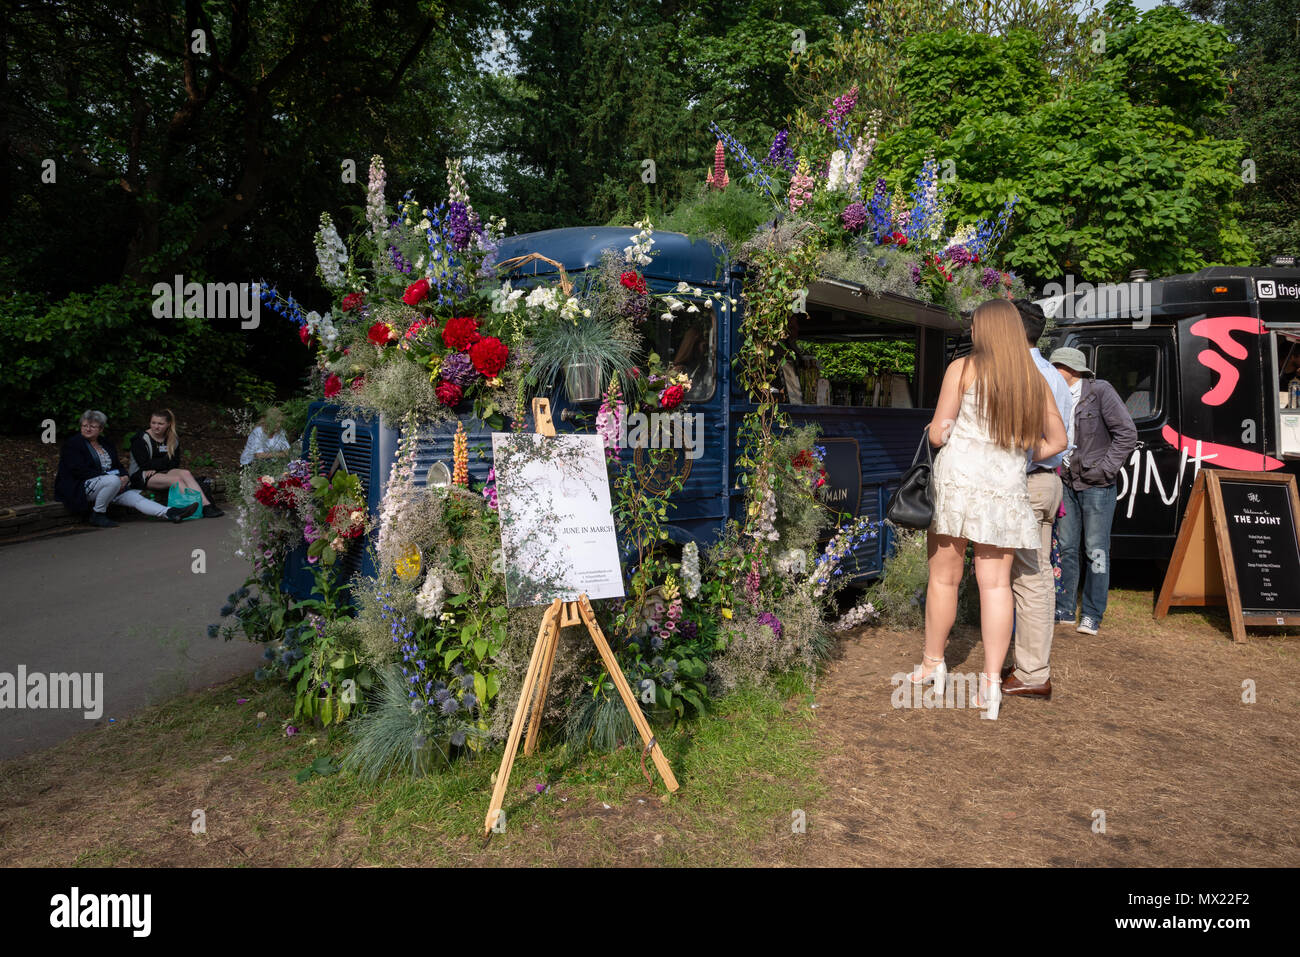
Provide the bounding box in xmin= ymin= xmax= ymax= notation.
xmin=1041 ymin=265 xmax=1300 ymax=560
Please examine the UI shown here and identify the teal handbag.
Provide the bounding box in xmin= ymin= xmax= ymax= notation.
xmin=167 ymin=484 xmax=204 ymax=520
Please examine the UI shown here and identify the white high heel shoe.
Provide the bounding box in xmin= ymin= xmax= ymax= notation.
xmin=975 ymin=672 xmax=1002 ymax=720
xmin=908 ymin=652 xmax=947 ymax=697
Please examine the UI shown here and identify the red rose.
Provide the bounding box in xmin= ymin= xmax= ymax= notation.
xmin=341 ymin=292 xmax=365 ymax=312
xmin=442 ymin=315 xmax=480 ymax=351
xmin=620 ymin=271 xmax=648 ymax=295
xmin=469 ymin=335 xmax=508 ymax=377
xmin=435 ymin=381 xmax=463 ymax=407
xmin=299 ymin=325 xmax=311 ymax=346
xmin=350 ymin=376 xmax=366 ymax=392
xmin=323 ymin=373 xmax=342 ymax=398
xmin=659 ymin=384 xmax=685 ymax=410
xmin=893 ymin=232 xmax=908 ymax=246
xmin=368 ymin=321 xmax=396 ymax=346
xmin=403 ymin=278 xmax=431 ymax=305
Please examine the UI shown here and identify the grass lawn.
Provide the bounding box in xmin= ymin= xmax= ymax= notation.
xmin=0 ymin=668 xmax=822 ymax=867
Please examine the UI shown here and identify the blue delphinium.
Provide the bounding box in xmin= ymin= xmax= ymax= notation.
xmin=904 ymin=157 xmax=941 ymax=245
xmin=709 ymin=122 xmax=776 ymax=199
xmin=867 ymin=178 xmax=892 ymax=243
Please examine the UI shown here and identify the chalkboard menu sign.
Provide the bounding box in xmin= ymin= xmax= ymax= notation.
xmin=1216 ymin=479 xmax=1300 ymax=617
xmin=1156 ymin=470 xmax=1300 ymax=642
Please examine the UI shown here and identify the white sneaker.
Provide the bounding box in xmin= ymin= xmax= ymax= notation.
xmin=1077 ymin=616 xmax=1099 ymax=635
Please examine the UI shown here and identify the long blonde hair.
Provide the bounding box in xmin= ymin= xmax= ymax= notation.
xmin=150 ymin=408 xmax=179 ymax=457
xmin=968 ymin=300 xmax=1044 ymax=452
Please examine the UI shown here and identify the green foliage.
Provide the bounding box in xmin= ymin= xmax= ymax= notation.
xmin=1182 ymin=0 xmax=1300 ymax=261
xmin=659 ymin=185 xmax=777 ymax=250
xmin=807 ymin=341 xmax=917 ymax=379
xmin=871 ymin=4 xmax=1254 ymax=284
xmin=0 ymin=284 xmax=200 ymax=430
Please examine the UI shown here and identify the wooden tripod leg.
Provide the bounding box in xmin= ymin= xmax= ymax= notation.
xmin=523 ymin=604 xmax=563 ymax=756
xmin=484 ymin=599 xmax=562 ymax=835
xmin=577 ymin=596 xmax=679 ymax=792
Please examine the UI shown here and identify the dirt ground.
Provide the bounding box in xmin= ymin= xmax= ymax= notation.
xmin=2 ymin=584 xmax=1297 ymax=867
xmin=792 ymin=588 xmax=1300 ymax=867
xmin=0 ymin=395 xmax=248 ymax=508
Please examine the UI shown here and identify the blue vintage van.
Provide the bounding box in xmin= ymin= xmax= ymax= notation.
xmin=284 ymin=227 xmax=963 ymax=596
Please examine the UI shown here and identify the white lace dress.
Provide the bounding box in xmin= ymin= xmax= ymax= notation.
xmin=930 ymin=384 xmax=1039 ymax=549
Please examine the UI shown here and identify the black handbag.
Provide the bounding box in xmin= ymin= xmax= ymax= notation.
xmin=885 ymin=428 xmax=935 ymax=529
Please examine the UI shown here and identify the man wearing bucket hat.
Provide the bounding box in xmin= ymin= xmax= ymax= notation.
xmin=1049 ymin=346 xmax=1137 ymax=636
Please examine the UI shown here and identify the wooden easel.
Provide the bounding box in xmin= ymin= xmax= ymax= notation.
xmin=483 ymin=399 xmax=679 ymax=836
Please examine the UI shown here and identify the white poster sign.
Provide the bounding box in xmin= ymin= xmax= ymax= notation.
xmin=491 ymin=432 xmax=625 ymax=607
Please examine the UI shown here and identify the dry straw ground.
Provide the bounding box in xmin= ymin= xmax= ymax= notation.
xmin=1 ymin=584 xmax=1297 ymax=867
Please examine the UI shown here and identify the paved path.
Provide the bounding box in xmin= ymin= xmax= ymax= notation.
xmin=0 ymin=515 xmax=265 ymax=760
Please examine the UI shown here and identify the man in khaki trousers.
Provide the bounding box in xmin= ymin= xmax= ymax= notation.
xmin=1004 ymin=301 xmax=1073 ymax=699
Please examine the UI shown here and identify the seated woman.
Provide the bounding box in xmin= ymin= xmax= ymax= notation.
xmin=239 ymin=405 xmax=292 ymax=467
xmin=129 ymin=408 xmax=223 ymax=518
xmin=55 ymin=410 xmax=199 ymax=527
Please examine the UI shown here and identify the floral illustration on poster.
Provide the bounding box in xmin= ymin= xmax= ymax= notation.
xmin=491 ymin=432 xmax=625 ymax=607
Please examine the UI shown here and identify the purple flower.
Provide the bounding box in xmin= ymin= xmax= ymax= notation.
xmin=757 ymin=611 xmax=783 ymax=640
xmin=980 ymin=267 xmax=1002 ymax=289
xmin=447 ymin=201 xmax=472 ymax=250
xmin=765 ymin=129 xmax=796 ymax=172
xmin=841 ymin=202 xmax=867 ymax=231
xmin=440 ymin=349 xmax=478 ymax=387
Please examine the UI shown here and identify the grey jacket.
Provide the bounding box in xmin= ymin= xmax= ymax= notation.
xmin=1065 ymin=378 xmax=1138 ymax=491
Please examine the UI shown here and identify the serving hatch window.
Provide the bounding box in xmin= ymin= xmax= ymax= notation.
xmin=644 ymin=300 xmax=717 ymax=402
xmin=784 ymin=310 xmax=919 ymax=407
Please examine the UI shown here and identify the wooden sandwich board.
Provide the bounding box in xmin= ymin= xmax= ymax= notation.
xmin=1155 ymin=469 xmax=1300 ymax=643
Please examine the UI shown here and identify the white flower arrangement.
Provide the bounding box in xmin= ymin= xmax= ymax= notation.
xmin=833 ymin=600 xmax=878 ymax=633
xmin=416 ymin=570 xmax=446 ymax=619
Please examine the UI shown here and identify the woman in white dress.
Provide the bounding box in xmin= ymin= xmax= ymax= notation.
xmin=908 ymin=299 xmax=1067 ymax=719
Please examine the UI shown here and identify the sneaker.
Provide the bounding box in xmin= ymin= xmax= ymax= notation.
xmin=88 ymin=512 xmax=119 ymax=528
xmin=165 ymin=502 xmax=200 ymax=523
xmin=1055 ymin=615 xmax=1075 ymax=625
xmin=202 ymin=504 xmax=225 ymax=518
xmin=1077 ymin=616 xmax=1099 ymax=635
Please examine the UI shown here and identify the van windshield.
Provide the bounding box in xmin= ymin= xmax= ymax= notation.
xmin=644 ymin=301 xmax=716 ymax=401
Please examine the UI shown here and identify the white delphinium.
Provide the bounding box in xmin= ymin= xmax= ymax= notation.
xmin=682 ymin=541 xmax=701 ymax=598
xmin=624 ymin=220 xmax=655 ymax=266
xmin=376 ymin=423 xmax=420 ymax=566
xmin=826 ymin=150 xmax=849 ymax=192
xmin=366 ymin=155 xmax=387 ymax=247
xmin=845 ymin=114 xmax=879 ymax=191
xmin=314 ymin=213 xmax=348 ymax=291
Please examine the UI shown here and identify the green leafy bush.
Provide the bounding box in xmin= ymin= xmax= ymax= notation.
xmin=0 ymin=284 xmax=202 ymax=431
